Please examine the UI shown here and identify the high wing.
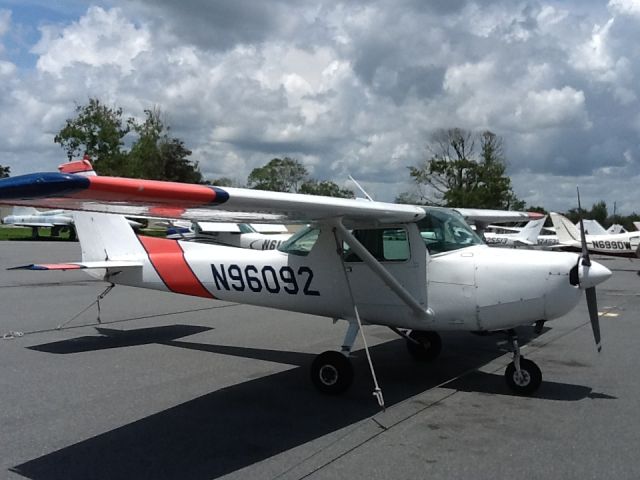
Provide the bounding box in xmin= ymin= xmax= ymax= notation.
xmin=454 ymin=208 xmax=544 ymax=225
xmin=0 ymin=172 xmax=425 ymax=227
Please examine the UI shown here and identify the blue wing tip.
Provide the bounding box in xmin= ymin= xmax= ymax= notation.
xmin=0 ymin=172 xmax=90 ymax=200
xmin=211 ymin=186 xmax=230 ymax=204
xmin=7 ymin=264 xmax=44 ymax=270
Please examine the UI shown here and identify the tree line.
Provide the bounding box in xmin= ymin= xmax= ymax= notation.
xmin=1 ymin=99 xmax=638 ymax=226
xmin=50 ymin=98 xmax=353 ymax=198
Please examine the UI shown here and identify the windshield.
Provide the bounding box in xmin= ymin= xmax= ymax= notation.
xmin=418 ymin=207 xmax=482 ymax=254
xmin=278 ymin=226 xmax=319 ymax=256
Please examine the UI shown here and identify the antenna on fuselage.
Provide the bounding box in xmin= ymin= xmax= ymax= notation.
xmin=348 ymin=175 xmax=374 ymax=201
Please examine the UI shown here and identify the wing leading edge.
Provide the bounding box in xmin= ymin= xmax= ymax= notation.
xmin=0 ymin=172 xmax=425 ymax=226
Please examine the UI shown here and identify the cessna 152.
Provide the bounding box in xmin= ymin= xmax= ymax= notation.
xmin=551 ymin=212 xmax=640 ymax=258
xmin=0 ymin=161 xmax=611 ymax=403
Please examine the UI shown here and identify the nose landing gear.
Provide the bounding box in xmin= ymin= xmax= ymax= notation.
xmin=504 ymin=329 xmax=542 ymax=395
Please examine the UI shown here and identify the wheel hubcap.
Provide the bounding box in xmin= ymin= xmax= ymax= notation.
xmin=319 ymin=365 xmax=338 ymax=386
xmin=513 ymin=370 xmax=531 ymax=387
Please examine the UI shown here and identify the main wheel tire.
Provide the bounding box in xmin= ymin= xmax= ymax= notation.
xmin=505 ymin=358 xmax=542 ymax=395
xmin=406 ymin=330 xmax=442 ymax=362
xmin=310 ymin=350 xmax=354 ymax=394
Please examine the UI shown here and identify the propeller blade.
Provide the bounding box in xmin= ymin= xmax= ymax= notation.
xmin=585 ymin=286 xmax=601 ymax=352
xmin=576 ymin=187 xmax=591 ymax=266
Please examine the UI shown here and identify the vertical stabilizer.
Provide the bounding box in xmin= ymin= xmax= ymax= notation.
xmin=550 ymin=213 xmax=581 ymax=244
xmin=73 ymin=212 xmax=146 ymax=262
xmin=11 ymin=206 xmax=39 ymax=216
xmin=514 ymin=217 xmax=547 ymax=245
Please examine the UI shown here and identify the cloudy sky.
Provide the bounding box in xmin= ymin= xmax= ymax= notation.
xmin=0 ymin=0 xmax=639 ymax=212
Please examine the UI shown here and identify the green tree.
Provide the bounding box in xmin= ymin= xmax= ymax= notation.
xmin=564 ymin=207 xmax=588 ymax=225
xmin=402 ymin=128 xmax=524 ymax=209
xmin=247 ymin=157 xmax=308 ymax=192
xmin=589 ymin=200 xmax=608 ymax=226
xmin=207 ymin=177 xmax=239 ymax=187
xmin=299 ymin=180 xmax=354 ymax=198
xmin=0 ymin=164 xmax=9 ymax=178
xmin=565 ymin=201 xmax=607 ymax=226
xmin=55 ymin=100 xmax=202 ymax=183
xmin=127 ymin=109 xmax=202 ymax=183
xmin=395 ymin=191 xmax=422 ymax=204
xmin=54 ymin=98 xmax=130 ymax=175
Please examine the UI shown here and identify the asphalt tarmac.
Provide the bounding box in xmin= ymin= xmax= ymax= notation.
xmin=1 ymin=241 xmax=639 ymax=480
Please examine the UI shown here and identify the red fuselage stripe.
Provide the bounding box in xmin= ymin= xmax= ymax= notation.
xmin=138 ymin=236 xmax=214 ymax=299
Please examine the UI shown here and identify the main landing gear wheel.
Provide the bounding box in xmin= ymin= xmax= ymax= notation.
xmin=406 ymin=330 xmax=442 ymax=362
xmin=505 ymin=358 xmax=542 ymax=395
xmin=310 ymin=351 xmax=354 ymax=394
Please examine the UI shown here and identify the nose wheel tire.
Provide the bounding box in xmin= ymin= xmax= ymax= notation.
xmin=406 ymin=330 xmax=442 ymax=362
xmin=505 ymin=358 xmax=542 ymax=395
xmin=310 ymin=350 xmax=354 ymax=394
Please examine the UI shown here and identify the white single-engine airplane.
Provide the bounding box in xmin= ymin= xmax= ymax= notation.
xmin=483 ymin=217 xmax=547 ymax=247
xmin=167 ymin=221 xmax=292 ymax=250
xmin=2 ymin=206 xmax=75 ymax=238
xmin=551 ymin=212 xmax=640 ymax=258
xmin=0 ymin=161 xmax=611 ymax=402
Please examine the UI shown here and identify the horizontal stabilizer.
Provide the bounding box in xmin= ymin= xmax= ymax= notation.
xmin=8 ymin=260 xmax=143 ymax=271
xmin=513 ymin=239 xmax=534 ymax=246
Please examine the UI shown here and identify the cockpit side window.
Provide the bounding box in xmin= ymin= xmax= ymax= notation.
xmin=344 ymin=227 xmax=410 ymax=262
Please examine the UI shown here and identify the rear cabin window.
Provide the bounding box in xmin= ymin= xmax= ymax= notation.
xmin=344 ymin=228 xmax=410 ymax=262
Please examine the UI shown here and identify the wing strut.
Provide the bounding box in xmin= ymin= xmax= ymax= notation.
xmin=332 ymin=227 xmax=385 ymax=409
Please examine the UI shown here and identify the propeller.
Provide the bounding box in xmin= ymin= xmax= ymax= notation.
xmin=577 ymin=187 xmax=601 ymax=352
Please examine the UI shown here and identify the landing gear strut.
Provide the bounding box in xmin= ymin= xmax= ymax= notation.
xmin=405 ymin=330 xmax=442 ymax=362
xmin=504 ymin=329 xmax=542 ymax=395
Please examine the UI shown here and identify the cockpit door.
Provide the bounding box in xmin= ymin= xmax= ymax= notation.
xmin=343 ymin=224 xmax=427 ymax=325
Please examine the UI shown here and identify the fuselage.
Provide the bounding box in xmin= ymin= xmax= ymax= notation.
xmin=106 ymin=226 xmax=591 ymax=333
xmin=560 ymin=232 xmax=640 ymax=257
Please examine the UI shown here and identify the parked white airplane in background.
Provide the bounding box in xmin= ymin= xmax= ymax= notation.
xmin=2 ymin=206 xmax=74 ymax=238
xmin=551 ymin=212 xmax=640 ymax=258
xmin=167 ymin=221 xmax=292 ymax=250
xmin=2 ymin=205 xmax=144 ymax=239
xmin=483 ymin=217 xmax=547 ymax=247
xmin=577 ymin=219 xmax=608 ymax=236
xmin=607 ymin=224 xmax=627 ymax=234
xmin=0 ymin=161 xmax=612 ymax=404
xmin=451 ymin=208 xmax=544 ymax=236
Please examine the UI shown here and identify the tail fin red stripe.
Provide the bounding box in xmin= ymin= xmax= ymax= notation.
xmin=138 ymin=236 xmax=214 ymax=299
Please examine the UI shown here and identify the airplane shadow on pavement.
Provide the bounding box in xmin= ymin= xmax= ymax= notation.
xmin=14 ymin=326 xmax=614 ymax=480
